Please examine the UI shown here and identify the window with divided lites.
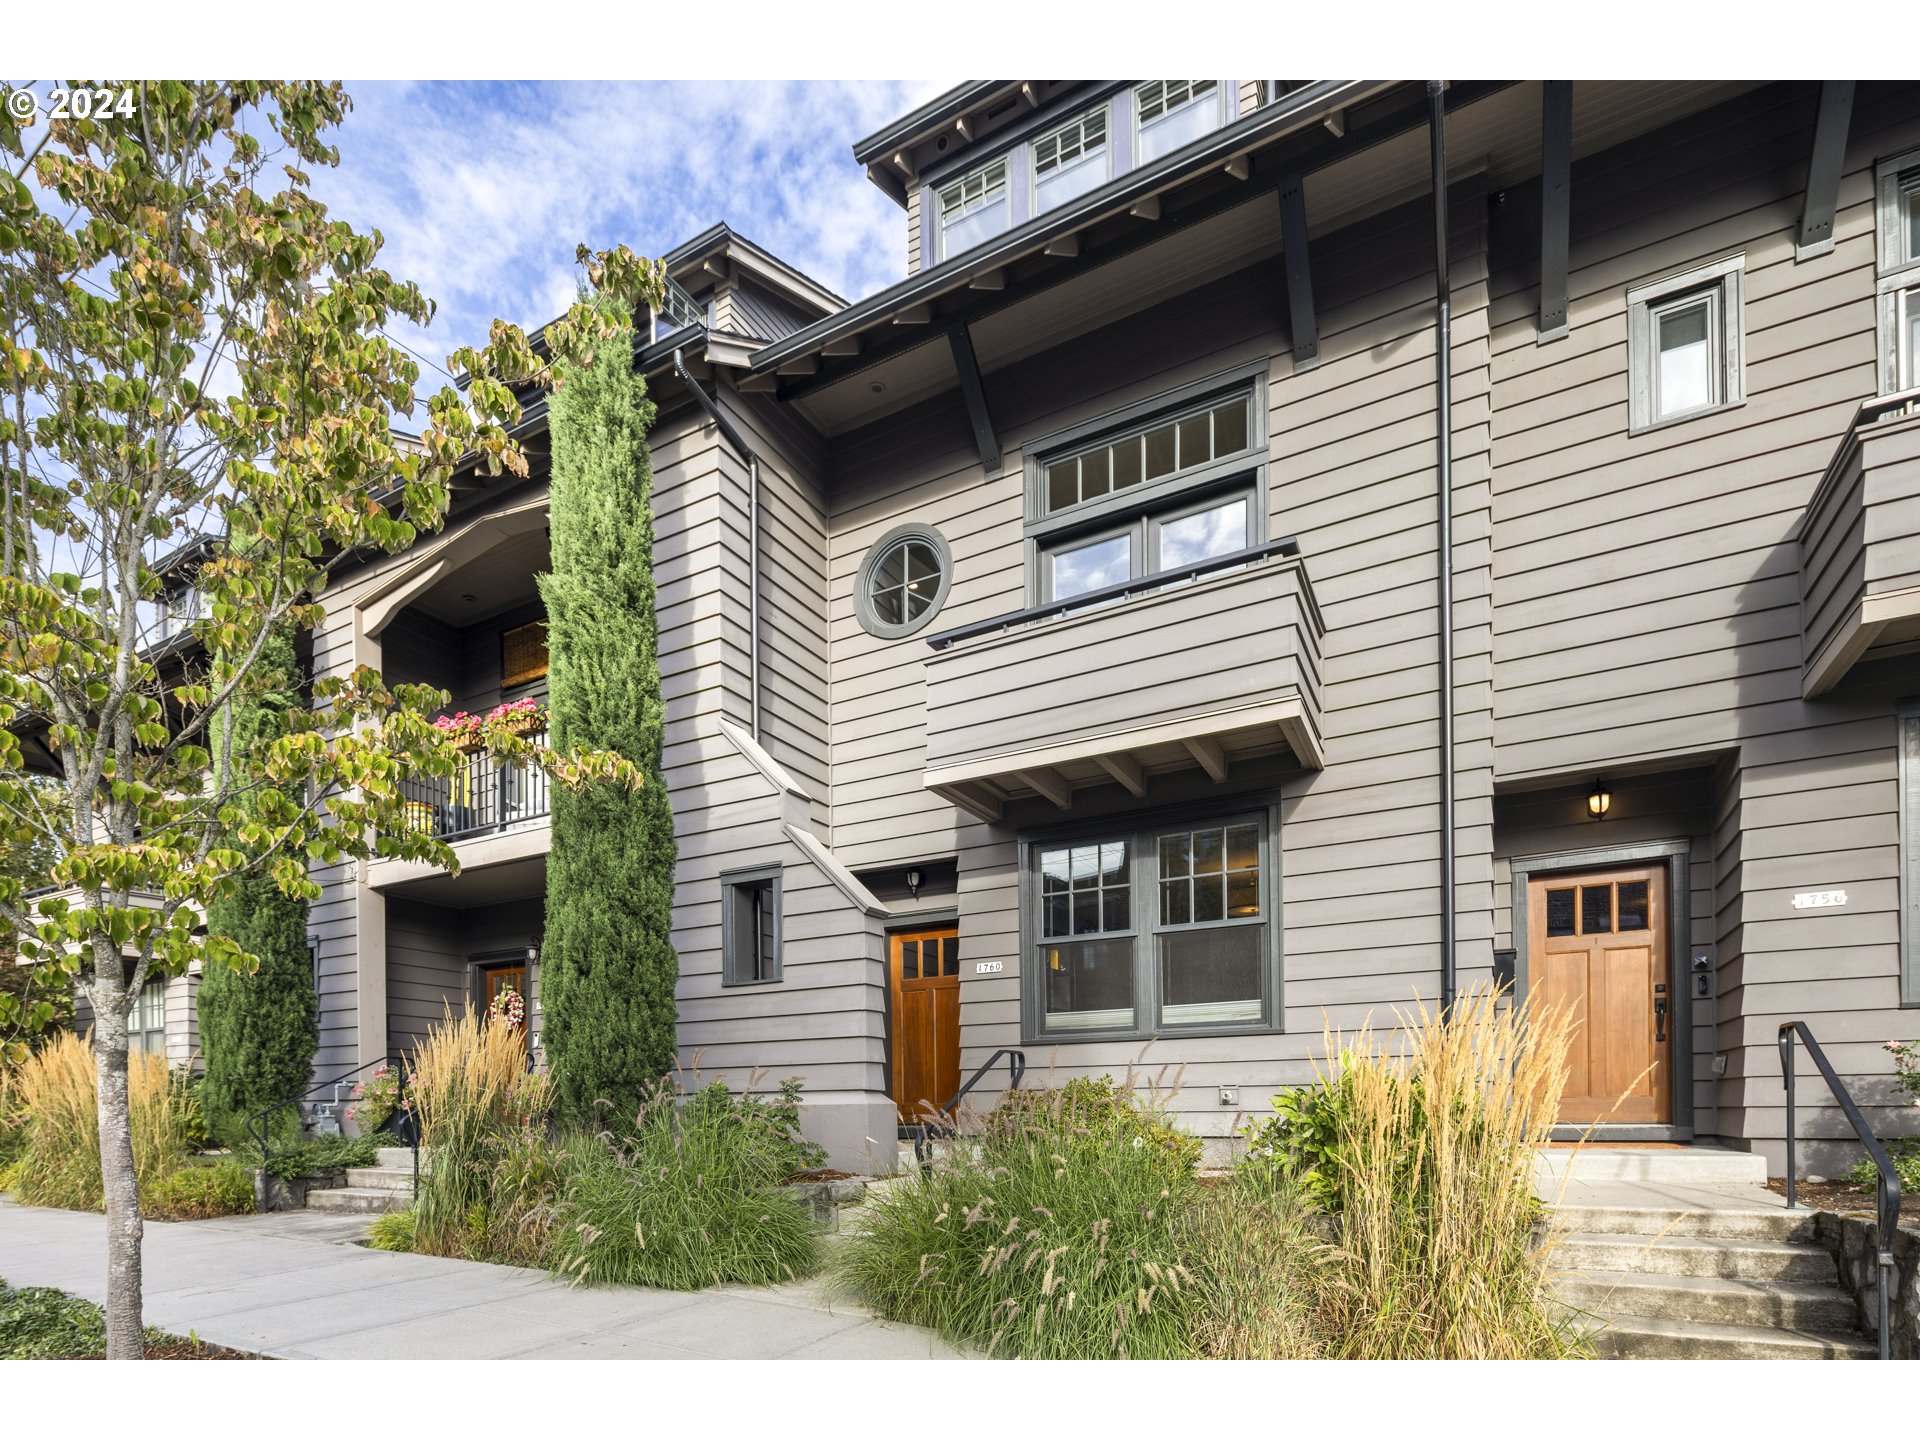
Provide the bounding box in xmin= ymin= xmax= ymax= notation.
xmin=1037 ymin=393 xmax=1257 ymax=603
xmin=1033 ymin=813 xmax=1274 ymax=1037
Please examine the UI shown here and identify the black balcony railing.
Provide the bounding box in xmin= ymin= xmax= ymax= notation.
xmin=399 ymin=732 xmax=551 ymax=841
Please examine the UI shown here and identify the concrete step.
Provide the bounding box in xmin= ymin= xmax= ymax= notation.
xmin=1550 ymin=1203 xmax=1815 ymax=1242
xmin=1536 ymin=1146 xmax=1767 ymax=1189
xmin=306 ymin=1186 xmax=410 ymax=1216
xmin=341 ymin=1166 xmax=415 ymax=1194
xmin=372 ymin=1147 xmax=417 ymax=1171
xmin=1556 ymin=1268 xmax=1859 ymax=1331
xmin=1554 ymin=1231 xmax=1838 ymax=1284
xmin=1584 ymin=1313 xmax=1875 ymax=1360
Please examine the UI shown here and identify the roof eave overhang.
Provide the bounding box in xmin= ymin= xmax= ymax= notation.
xmin=851 ymin=81 xmax=1012 ymax=168
xmin=755 ymin=80 xmax=1393 ymax=376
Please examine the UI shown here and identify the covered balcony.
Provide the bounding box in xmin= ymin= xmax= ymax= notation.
xmin=921 ymin=541 xmax=1323 ymax=819
xmin=1800 ymin=389 xmax=1920 ymax=697
xmin=361 ymin=499 xmax=553 ymax=893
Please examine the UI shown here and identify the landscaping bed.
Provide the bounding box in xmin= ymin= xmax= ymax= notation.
xmin=1765 ymin=1177 xmax=1920 ymax=1223
xmin=0 ymin=1277 xmax=257 ymax=1360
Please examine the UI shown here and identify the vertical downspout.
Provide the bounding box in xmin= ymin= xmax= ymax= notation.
xmin=1428 ymin=81 xmax=1457 ymax=1015
xmin=747 ymin=457 xmax=761 ymax=741
xmin=672 ymin=347 xmax=761 ymax=738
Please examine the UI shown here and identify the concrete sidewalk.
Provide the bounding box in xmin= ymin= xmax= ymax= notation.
xmin=0 ymin=1200 xmax=965 ymax=1360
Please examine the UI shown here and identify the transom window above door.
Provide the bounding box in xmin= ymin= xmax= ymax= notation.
xmin=1027 ymin=380 xmax=1264 ymax=605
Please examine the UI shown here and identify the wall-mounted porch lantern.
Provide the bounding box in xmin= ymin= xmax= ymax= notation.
xmin=1586 ymin=779 xmax=1612 ymax=819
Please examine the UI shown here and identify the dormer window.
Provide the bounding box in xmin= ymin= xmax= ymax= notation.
xmin=158 ymin=584 xmax=199 ymax=641
xmin=1032 ymin=104 xmax=1110 ymax=215
xmin=1134 ymin=81 xmax=1225 ymax=165
xmin=937 ymin=158 xmax=1010 ymax=261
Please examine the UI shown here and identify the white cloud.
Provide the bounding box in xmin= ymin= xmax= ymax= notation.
xmin=313 ymin=79 xmax=952 ymax=391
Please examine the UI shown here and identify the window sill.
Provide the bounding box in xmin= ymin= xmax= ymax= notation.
xmin=1628 ymin=395 xmax=1746 ymax=439
xmin=1024 ymin=1018 xmax=1283 ymax=1046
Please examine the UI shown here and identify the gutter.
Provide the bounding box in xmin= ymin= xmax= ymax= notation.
xmin=754 ymin=80 xmax=1395 ymax=375
xmin=1428 ymin=82 xmax=1457 ymax=1016
xmin=672 ymin=347 xmax=762 ymax=740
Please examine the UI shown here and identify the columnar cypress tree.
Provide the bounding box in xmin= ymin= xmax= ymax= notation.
xmin=539 ymin=315 xmax=678 ymax=1124
xmin=198 ymin=628 xmax=317 ymax=1143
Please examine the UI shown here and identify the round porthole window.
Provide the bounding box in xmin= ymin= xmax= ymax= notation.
xmin=856 ymin=523 xmax=952 ymax=639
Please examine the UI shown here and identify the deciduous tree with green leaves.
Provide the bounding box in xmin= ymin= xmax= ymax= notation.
xmin=0 ymin=81 xmax=664 ymax=1357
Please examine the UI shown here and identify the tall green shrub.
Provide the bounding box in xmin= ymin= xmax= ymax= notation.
xmin=198 ymin=629 xmax=317 ymax=1144
xmin=539 ymin=315 xmax=678 ymax=1124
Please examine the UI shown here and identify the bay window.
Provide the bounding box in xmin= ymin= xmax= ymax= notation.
xmin=1028 ymin=807 xmax=1280 ymax=1040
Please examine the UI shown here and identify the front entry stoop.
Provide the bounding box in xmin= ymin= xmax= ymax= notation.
xmin=1543 ymin=1160 xmax=1873 ymax=1359
xmin=304 ymin=1147 xmax=417 ymax=1216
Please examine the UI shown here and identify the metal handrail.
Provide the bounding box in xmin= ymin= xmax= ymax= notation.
xmin=922 ymin=537 xmax=1300 ymax=650
xmin=246 ymin=1055 xmax=418 ymax=1208
xmin=1779 ymin=1020 xmax=1902 ymax=1360
xmin=906 ymin=1049 xmax=1026 ymax=1166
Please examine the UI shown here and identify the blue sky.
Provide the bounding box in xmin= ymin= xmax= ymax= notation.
xmin=312 ymin=80 xmax=951 ymax=383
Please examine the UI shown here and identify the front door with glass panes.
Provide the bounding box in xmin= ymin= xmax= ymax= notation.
xmin=890 ymin=928 xmax=960 ymax=1123
xmin=1526 ymin=865 xmax=1671 ymax=1125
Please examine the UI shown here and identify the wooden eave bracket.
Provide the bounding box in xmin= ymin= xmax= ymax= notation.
xmin=1538 ymin=80 xmax=1573 ymax=343
xmin=1278 ymin=174 xmax=1319 ymax=373
xmin=1795 ymin=80 xmax=1855 ymax=262
xmin=948 ymin=324 xmax=1002 ymax=477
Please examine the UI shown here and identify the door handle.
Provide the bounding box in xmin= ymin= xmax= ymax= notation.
xmin=1654 ymin=996 xmax=1668 ymax=1044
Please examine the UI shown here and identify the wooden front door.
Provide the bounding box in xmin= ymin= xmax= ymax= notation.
xmin=890 ymin=928 xmax=960 ymax=1124
xmin=1528 ymin=865 xmax=1671 ymax=1126
xmin=481 ymin=964 xmax=527 ymax=1031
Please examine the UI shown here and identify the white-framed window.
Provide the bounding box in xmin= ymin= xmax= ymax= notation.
xmin=1134 ymin=80 xmax=1225 ymax=165
xmin=1033 ymin=389 xmax=1261 ymax=603
xmin=1028 ymin=808 xmax=1279 ymax=1039
xmin=1876 ymin=148 xmax=1920 ymax=394
xmin=127 ymin=978 xmax=166 ymax=1058
xmin=936 ymin=158 xmax=1010 ymax=261
xmin=1032 ymin=103 xmax=1110 ymax=215
xmin=1626 ymin=255 xmax=1746 ymax=433
xmin=721 ymin=865 xmax=781 ymax=986
xmin=157 ymin=584 xmax=198 ymax=642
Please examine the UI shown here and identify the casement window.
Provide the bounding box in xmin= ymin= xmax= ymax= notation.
xmin=1030 ymin=385 xmax=1262 ymax=603
xmin=1876 ymin=149 xmax=1920 ymax=394
xmin=936 ymin=158 xmax=1010 ymax=261
xmin=1027 ymin=808 xmax=1280 ymax=1039
xmin=1032 ymin=104 xmax=1110 ymax=215
xmin=1901 ymin=706 xmax=1920 ymax=1008
xmin=1626 ymin=255 xmax=1746 ymax=433
xmin=1134 ymin=80 xmax=1225 ymax=165
xmin=127 ymin=979 xmax=166 ymax=1057
xmin=721 ymin=865 xmax=781 ymax=986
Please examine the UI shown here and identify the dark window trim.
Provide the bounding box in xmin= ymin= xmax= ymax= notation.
xmin=1900 ymin=704 xmax=1920 ymax=1008
xmin=720 ymin=864 xmax=784 ymax=987
xmin=1022 ymin=364 xmax=1269 ymax=606
xmin=1508 ymin=838 xmax=1694 ymax=1141
xmin=854 ymin=522 xmax=954 ymax=640
xmin=1018 ymin=795 xmax=1284 ymax=1045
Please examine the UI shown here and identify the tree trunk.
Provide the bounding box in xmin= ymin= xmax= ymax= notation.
xmin=92 ymin=941 xmax=145 ymax=1359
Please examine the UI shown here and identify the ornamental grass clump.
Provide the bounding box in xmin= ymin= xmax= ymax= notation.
xmin=834 ymin=1075 xmax=1201 ymax=1359
xmin=549 ymin=1073 xmax=822 ymax=1291
xmin=409 ymin=1005 xmax=553 ymax=1262
xmin=1308 ymin=988 xmax=1587 ymax=1359
xmin=9 ymin=1031 xmax=195 ymax=1211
